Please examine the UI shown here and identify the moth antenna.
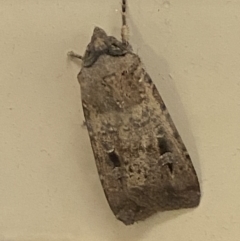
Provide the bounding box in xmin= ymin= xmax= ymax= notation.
xmin=121 ymin=0 xmax=129 ymax=45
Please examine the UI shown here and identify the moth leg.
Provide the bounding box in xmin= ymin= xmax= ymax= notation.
xmin=121 ymin=0 xmax=129 ymax=45
xmin=67 ymin=51 xmax=83 ymax=60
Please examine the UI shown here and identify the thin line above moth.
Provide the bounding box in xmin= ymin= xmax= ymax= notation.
xmin=69 ymin=0 xmax=200 ymax=225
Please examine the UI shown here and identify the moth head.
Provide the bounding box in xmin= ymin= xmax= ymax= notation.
xmin=92 ymin=27 xmax=108 ymax=38
xmin=89 ymin=26 xmax=109 ymax=52
xmin=82 ymin=26 xmax=130 ymax=67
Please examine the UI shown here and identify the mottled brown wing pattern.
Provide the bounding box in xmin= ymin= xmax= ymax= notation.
xmin=78 ymin=52 xmax=200 ymax=225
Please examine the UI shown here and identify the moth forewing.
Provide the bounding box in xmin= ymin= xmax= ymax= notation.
xmin=77 ymin=35 xmax=200 ymax=225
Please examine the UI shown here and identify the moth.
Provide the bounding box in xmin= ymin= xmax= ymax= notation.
xmin=69 ymin=0 xmax=200 ymax=225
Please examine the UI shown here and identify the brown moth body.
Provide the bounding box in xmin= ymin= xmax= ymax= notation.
xmin=69 ymin=1 xmax=200 ymax=225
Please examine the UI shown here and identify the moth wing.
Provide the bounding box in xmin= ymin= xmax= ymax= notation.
xmin=78 ymin=52 xmax=200 ymax=225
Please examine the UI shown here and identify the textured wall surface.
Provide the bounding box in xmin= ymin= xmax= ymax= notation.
xmin=0 ymin=0 xmax=240 ymax=240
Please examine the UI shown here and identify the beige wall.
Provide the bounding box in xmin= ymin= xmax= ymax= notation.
xmin=1 ymin=0 xmax=240 ymax=240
